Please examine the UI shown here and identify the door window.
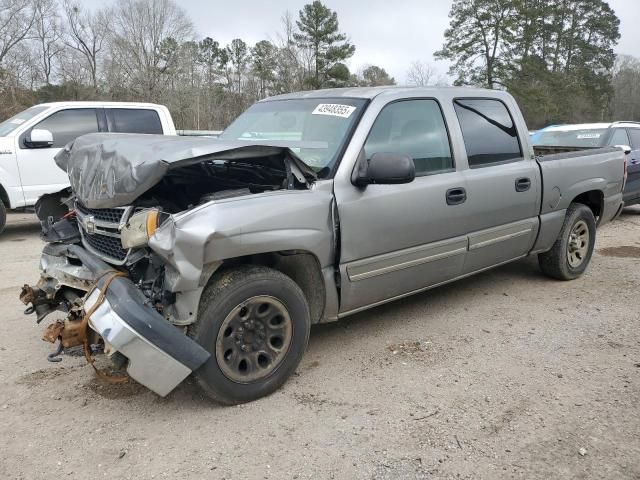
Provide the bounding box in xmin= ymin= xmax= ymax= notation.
xmin=364 ymin=99 xmax=453 ymax=176
xmin=109 ymin=108 xmax=163 ymax=134
xmin=454 ymin=99 xmax=522 ymax=168
xmin=30 ymin=109 xmax=99 ymax=148
xmin=627 ymin=129 xmax=640 ymax=149
xmin=609 ymin=128 xmax=630 ymax=146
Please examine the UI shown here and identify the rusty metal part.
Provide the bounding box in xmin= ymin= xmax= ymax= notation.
xmin=19 ymin=284 xmax=36 ymax=305
xmin=79 ymin=271 xmax=130 ymax=384
xmin=42 ymin=321 xmax=65 ymax=343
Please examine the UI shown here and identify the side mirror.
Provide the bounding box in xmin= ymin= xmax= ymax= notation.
xmin=353 ymin=152 xmax=416 ymax=187
xmin=25 ymin=128 xmax=54 ymax=148
xmin=614 ymin=144 xmax=632 ymax=155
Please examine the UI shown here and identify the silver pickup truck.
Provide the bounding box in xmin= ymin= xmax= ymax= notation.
xmin=21 ymin=87 xmax=625 ymax=404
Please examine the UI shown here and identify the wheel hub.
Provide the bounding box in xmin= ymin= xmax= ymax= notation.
xmin=567 ymin=220 xmax=590 ymax=268
xmin=215 ymin=296 xmax=293 ymax=384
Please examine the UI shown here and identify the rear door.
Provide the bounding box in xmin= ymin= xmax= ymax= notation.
xmin=336 ymin=98 xmax=469 ymax=314
xmin=453 ymin=98 xmax=541 ymax=273
xmin=624 ymin=128 xmax=640 ymax=204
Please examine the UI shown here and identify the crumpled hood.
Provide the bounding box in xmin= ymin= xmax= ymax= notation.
xmin=55 ymin=133 xmax=317 ymax=209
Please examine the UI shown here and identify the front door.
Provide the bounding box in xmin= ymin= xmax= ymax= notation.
xmin=335 ymin=98 xmax=469 ymax=314
xmin=17 ymin=108 xmax=101 ymax=204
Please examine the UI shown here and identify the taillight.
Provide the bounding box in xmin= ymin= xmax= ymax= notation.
xmin=623 ymin=156 xmax=628 ymax=190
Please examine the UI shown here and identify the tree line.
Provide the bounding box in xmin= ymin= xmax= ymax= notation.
xmin=0 ymin=0 xmax=638 ymax=131
xmin=0 ymin=0 xmax=398 ymax=129
xmin=436 ymin=0 xmax=635 ymax=128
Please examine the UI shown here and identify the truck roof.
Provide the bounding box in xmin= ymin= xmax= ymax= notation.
xmin=264 ymin=86 xmax=510 ymax=101
xmin=35 ymin=101 xmax=167 ymax=109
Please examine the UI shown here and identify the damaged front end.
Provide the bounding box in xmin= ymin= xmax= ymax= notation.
xmin=20 ymin=134 xmax=316 ymax=396
xmin=21 ymin=241 xmax=210 ymax=396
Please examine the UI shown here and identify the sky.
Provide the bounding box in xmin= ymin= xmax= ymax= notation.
xmin=87 ymin=0 xmax=640 ymax=83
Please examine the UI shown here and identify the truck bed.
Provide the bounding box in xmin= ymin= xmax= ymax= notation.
xmin=536 ymin=146 xmax=625 ymax=219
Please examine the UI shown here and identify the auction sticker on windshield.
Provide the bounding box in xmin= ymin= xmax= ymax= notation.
xmin=312 ymin=104 xmax=357 ymax=118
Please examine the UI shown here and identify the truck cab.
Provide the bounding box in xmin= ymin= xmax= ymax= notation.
xmin=0 ymin=102 xmax=176 ymax=233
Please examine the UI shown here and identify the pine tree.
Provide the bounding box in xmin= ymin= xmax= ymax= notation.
xmin=294 ymin=1 xmax=355 ymax=89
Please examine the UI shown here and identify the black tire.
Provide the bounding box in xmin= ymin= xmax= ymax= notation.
xmin=0 ymin=198 xmax=6 ymax=236
xmin=189 ymin=265 xmax=310 ymax=405
xmin=538 ymin=203 xmax=596 ymax=281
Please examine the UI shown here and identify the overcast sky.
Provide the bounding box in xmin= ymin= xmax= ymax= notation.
xmin=91 ymin=0 xmax=640 ymax=83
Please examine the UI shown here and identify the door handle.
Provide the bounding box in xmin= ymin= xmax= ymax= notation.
xmin=446 ymin=187 xmax=467 ymax=205
xmin=515 ymin=177 xmax=531 ymax=192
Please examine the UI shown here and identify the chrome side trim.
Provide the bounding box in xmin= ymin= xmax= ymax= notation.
xmin=85 ymin=290 xmax=192 ymax=397
xmin=469 ymin=228 xmax=533 ymax=251
xmin=339 ymin=255 xmax=527 ymax=318
xmin=467 ymin=220 xmax=536 ymax=252
xmin=346 ymin=237 xmax=468 ymax=282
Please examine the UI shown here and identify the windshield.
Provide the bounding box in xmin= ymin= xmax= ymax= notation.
xmin=0 ymin=106 xmax=48 ymax=137
xmin=221 ymin=98 xmax=366 ymax=178
xmin=534 ymin=128 xmax=608 ymax=148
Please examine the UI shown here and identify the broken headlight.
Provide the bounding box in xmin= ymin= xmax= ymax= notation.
xmin=120 ymin=209 xmax=161 ymax=249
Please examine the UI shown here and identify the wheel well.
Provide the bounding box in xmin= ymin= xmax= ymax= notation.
xmin=571 ymin=190 xmax=603 ymax=221
xmin=218 ymin=251 xmax=326 ymax=324
xmin=0 ymin=184 xmax=9 ymax=209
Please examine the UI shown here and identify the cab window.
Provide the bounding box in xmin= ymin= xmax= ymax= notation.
xmin=108 ymin=108 xmax=163 ymax=134
xmin=364 ymin=99 xmax=453 ymax=176
xmin=28 ymin=108 xmax=99 ymax=148
xmin=454 ymin=99 xmax=522 ymax=168
xmin=609 ymin=128 xmax=630 ymax=146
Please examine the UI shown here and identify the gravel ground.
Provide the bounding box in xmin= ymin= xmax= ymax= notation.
xmin=0 ymin=210 xmax=639 ymax=480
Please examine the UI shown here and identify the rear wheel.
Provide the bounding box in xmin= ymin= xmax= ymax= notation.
xmin=0 ymin=198 xmax=6 ymax=236
xmin=538 ymin=203 xmax=596 ymax=280
xmin=189 ymin=265 xmax=310 ymax=405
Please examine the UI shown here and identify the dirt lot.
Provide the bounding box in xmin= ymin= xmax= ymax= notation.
xmin=0 ymin=210 xmax=639 ymax=480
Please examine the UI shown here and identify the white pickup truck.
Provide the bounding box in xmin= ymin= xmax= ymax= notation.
xmin=0 ymin=102 xmax=176 ymax=234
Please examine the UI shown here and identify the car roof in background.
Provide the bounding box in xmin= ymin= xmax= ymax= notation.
xmin=36 ymin=101 xmax=165 ymax=108
xmin=541 ymin=122 xmax=640 ymax=132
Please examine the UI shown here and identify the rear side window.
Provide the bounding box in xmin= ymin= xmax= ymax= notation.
xmin=31 ymin=108 xmax=99 ymax=148
xmin=364 ymin=99 xmax=453 ymax=176
xmin=109 ymin=109 xmax=163 ymax=134
xmin=609 ymin=128 xmax=630 ymax=146
xmin=454 ymin=99 xmax=522 ymax=168
xmin=628 ymin=129 xmax=640 ymax=149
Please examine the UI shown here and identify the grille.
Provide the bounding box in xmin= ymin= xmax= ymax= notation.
xmin=83 ymin=232 xmax=128 ymax=262
xmin=76 ymin=203 xmax=126 ymax=224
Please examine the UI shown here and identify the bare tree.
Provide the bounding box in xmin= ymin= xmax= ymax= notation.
xmin=0 ymin=0 xmax=37 ymax=66
xmin=34 ymin=0 xmax=64 ymax=85
xmin=110 ymin=0 xmax=193 ymax=101
xmin=63 ymin=0 xmax=109 ymax=90
xmin=406 ymin=60 xmax=436 ymax=87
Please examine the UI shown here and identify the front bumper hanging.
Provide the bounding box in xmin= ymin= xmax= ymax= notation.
xmin=22 ymin=244 xmax=210 ymax=397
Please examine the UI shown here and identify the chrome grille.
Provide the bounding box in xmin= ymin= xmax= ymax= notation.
xmin=83 ymin=232 xmax=128 ymax=261
xmin=75 ymin=202 xmax=133 ymax=265
xmin=75 ymin=203 xmax=126 ymax=224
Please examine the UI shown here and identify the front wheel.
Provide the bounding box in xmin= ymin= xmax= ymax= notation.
xmin=538 ymin=203 xmax=596 ymax=280
xmin=189 ymin=265 xmax=310 ymax=405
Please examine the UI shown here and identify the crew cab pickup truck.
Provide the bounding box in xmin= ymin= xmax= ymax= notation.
xmin=0 ymin=101 xmax=176 ymax=234
xmin=21 ymin=87 xmax=625 ymax=404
